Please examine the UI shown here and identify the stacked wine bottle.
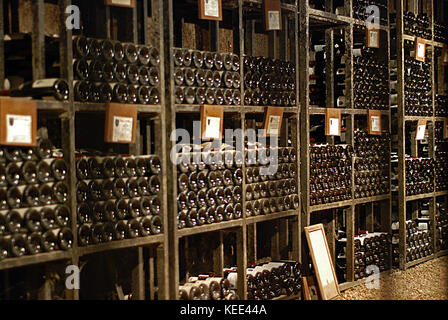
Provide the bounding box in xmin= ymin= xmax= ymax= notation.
xmin=436 ymin=95 xmax=448 ymax=117
xmin=403 ymin=55 xmax=433 ymax=116
xmin=179 ymin=274 xmax=238 ymax=300
xmin=172 ymin=48 xmax=241 ymax=105
xmin=436 ymin=202 xmax=448 ymax=252
xmin=243 ymin=56 xmax=296 ymax=106
xmin=353 ymin=0 xmax=388 ymax=25
xmin=392 ymin=219 xmax=433 ymax=263
xmin=0 ymin=140 xmax=73 ymax=261
xmin=310 ymin=145 xmax=353 ymax=206
xmin=390 ymin=11 xmax=433 ymax=40
xmin=73 ymin=36 xmax=161 ymax=105
xmin=309 ymin=37 xmax=326 ymax=107
xmin=76 ymin=154 xmax=163 ymax=246
xmin=404 ymin=157 xmax=435 ymax=196
xmin=176 ymin=151 xmax=243 ymax=229
xmin=353 ymin=44 xmax=389 ymax=110
xmin=245 ymin=147 xmax=299 ymax=217
xmin=354 ymin=129 xmax=390 ymax=199
xmin=435 ymin=121 xmax=448 ymax=192
xmin=353 ymin=233 xmax=390 ymax=281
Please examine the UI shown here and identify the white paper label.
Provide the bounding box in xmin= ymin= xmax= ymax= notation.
xmin=417 ymin=43 xmax=425 ymax=59
xmin=112 ymin=116 xmax=133 ymax=142
xmin=32 ymin=79 xmax=57 ymax=89
xmin=329 ymin=118 xmax=339 ymax=136
xmin=368 ymin=30 xmax=379 ymax=48
xmin=309 ymin=230 xmax=335 ymax=288
xmin=205 ymin=116 xmax=221 ymax=139
xmin=109 ymin=0 xmax=132 ymax=5
xmin=268 ymin=11 xmax=280 ymax=30
xmin=416 ymin=124 xmax=426 ymax=140
xmin=268 ymin=115 xmax=281 ymax=136
xmin=6 ymin=114 xmax=32 ymax=144
xmin=371 ymin=116 xmax=381 ymax=132
xmin=204 ymin=0 xmax=219 ymax=17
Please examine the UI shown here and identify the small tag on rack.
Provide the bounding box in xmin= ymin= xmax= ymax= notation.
xmin=415 ymin=37 xmax=426 ymax=62
xmin=104 ymin=0 xmax=135 ymax=8
xmin=366 ymin=29 xmax=380 ymax=48
xmin=198 ymin=0 xmax=222 ymax=21
xmin=368 ymin=110 xmax=382 ymax=135
xmin=325 ymin=108 xmax=341 ymax=137
xmin=263 ymin=107 xmax=284 ymax=137
xmin=201 ymin=105 xmax=224 ymax=140
xmin=105 ymin=103 xmax=137 ymax=144
xmin=415 ymin=119 xmax=427 ymax=141
xmin=263 ymin=0 xmax=282 ymax=31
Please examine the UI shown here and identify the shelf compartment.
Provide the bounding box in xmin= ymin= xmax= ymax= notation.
xmin=354 ymin=194 xmax=391 ymax=205
xmin=0 ymin=250 xmax=72 ymax=271
xmin=406 ymin=192 xmax=436 ymax=202
xmin=310 ymin=200 xmax=353 ymax=213
xmin=246 ymin=210 xmax=298 ymax=225
xmin=75 ymin=103 xmax=162 ymax=114
xmin=177 ymin=219 xmax=243 ymax=238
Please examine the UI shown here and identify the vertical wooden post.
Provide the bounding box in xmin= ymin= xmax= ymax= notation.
xmin=32 ymin=0 xmax=45 ymax=80
xmin=131 ymin=247 xmax=145 ymax=300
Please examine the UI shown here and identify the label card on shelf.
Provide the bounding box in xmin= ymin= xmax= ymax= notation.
xmin=0 ymin=98 xmax=37 ymax=147
xmin=6 ymin=115 xmax=32 ymax=144
xmin=325 ymin=108 xmax=341 ymax=136
xmin=304 ymin=224 xmax=340 ymax=300
xmin=104 ymin=0 xmax=135 ymax=8
xmin=198 ymin=0 xmax=222 ymax=21
xmin=368 ymin=110 xmax=382 ymax=135
xmin=415 ymin=38 xmax=426 ymax=62
xmin=415 ymin=119 xmax=427 ymax=141
xmin=443 ymin=46 xmax=448 ymax=66
xmin=366 ymin=28 xmax=380 ymax=48
xmin=263 ymin=0 xmax=282 ymax=31
xmin=201 ymin=105 xmax=224 ymax=140
xmin=105 ymin=103 xmax=137 ymax=144
xmin=263 ymin=107 xmax=284 ymax=137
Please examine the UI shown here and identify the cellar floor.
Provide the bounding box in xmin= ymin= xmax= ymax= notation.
xmin=338 ymin=256 xmax=448 ymax=300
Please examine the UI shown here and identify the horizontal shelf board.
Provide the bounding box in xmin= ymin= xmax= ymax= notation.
xmin=37 ymin=100 xmax=70 ymax=112
xmin=308 ymin=9 xmax=351 ymax=26
xmin=272 ymin=293 xmax=301 ymax=300
xmin=400 ymin=34 xmax=445 ymax=47
xmin=406 ymin=192 xmax=435 ymax=201
xmin=436 ymin=249 xmax=448 ymax=258
xmin=0 ymin=250 xmax=72 ymax=271
xmin=310 ymin=200 xmax=353 ymax=212
xmin=78 ymin=234 xmax=165 ymax=256
xmin=435 ymin=191 xmax=448 ymax=197
xmin=352 ymin=18 xmax=389 ymax=31
xmin=75 ymin=103 xmax=162 ymax=114
xmin=405 ymin=254 xmax=434 ymax=268
xmin=177 ymin=219 xmax=243 ymax=238
xmin=309 ymin=107 xmax=390 ymax=116
xmin=246 ymin=210 xmax=299 ymax=224
xmin=354 ymin=194 xmax=391 ymax=205
xmin=404 ymin=116 xmax=435 ymax=122
xmin=175 ymin=105 xmax=298 ymax=114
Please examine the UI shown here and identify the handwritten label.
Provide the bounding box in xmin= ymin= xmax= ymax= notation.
xmin=204 ymin=0 xmax=219 ymax=17
xmin=417 ymin=42 xmax=425 ymax=60
xmin=6 ymin=114 xmax=32 ymax=144
xmin=329 ymin=118 xmax=340 ymax=136
xmin=268 ymin=11 xmax=280 ymax=30
xmin=267 ymin=115 xmax=281 ymax=136
xmin=368 ymin=30 xmax=379 ymax=48
xmin=112 ymin=116 xmax=133 ymax=143
xmin=371 ymin=116 xmax=381 ymax=133
xmin=205 ymin=116 xmax=221 ymax=139
xmin=416 ymin=123 xmax=426 ymax=140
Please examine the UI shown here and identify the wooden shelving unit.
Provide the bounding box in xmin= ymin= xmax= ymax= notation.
xmin=392 ymin=0 xmax=448 ymax=271
xmin=299 ymin=0 xmax=393 ymax=291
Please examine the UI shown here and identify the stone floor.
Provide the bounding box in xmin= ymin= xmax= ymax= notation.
xmin=337 ymin=256 xmax=448 ymax=300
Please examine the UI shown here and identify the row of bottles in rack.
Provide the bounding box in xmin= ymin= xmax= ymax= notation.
xmin=309 ymin=27 xmax=389 ymax=110
xmin=0 ymin=140 xmax=72 ymax=261
xmin=179 ymin=260 xmax=302 ymax=300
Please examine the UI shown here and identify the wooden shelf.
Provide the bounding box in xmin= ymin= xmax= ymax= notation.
xmin=37 ymin=100 xmax=70 ymax=112
xmin=272 ymin=293 xmax=301 ymax=300
xmin=78 ymin=234 xmax=165 ymax=257
xmin=0 ymin=250 xmax=72 ymax=271
xmin=406 ymin=192 xmax=436 ymax=202
xmin=177 ymin=219 xmax=243 ymax=238
xmin=354 ymin=194 xmax=391 ymax=205
xmin=246 ymin=210 xmax=298 ymax=225
xmin=308 ymin=9 xmax=351 ymax=26
xmin=175 ymin=104 xmax=298 ymax=114
xmin=435 ymin=191 xmax=448 ymax=197
xmin=309 ymin=107 xmax=389 ymax=116
xmin=243 ymin=0 xmax=297 ymax=12
xmin=75 ymin=103 xmax=162 ymax=114
xmin=310 ymin=200 xmax=353 ymax=213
